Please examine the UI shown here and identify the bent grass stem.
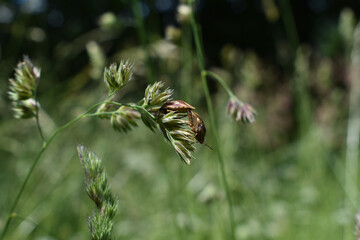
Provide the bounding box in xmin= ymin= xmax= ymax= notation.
xmin=188 ymin=3 xmax=236 ymax=239
xmin=205 ymin=71 xmax=236 ymax=99
xmin=0 ymin=102 xmax=124 ymax=240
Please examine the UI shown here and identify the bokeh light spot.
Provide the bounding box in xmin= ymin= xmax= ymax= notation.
xmin=0 ymin=5 xmax=14 ymax=23
xmin=307 ymin=0 xmax=330 ymax=12
xmin=20 ymin=0 xmax=47 ymax=14
xmin=47 ymin=9 xmax=64 ymax=27
xmin=139 ymin=1 xmax=150 ymax=18
xmin=155 ymin=0 xmax=174 ymax=12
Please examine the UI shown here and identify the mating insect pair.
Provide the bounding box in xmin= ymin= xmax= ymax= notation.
xmin=160 ymin=100 xmax=211 ymax=149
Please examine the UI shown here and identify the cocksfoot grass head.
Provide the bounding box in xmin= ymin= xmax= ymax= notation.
xmin=111 ymin=105 xmax=141 ymax=133
xmin=12 ymin=98 xmax=39 ymax=119
xmin=8 ymin=56 xmax=40 ymax=101
xmin=142 ymin=82 xmax=196 ymax=164
xmin=158 ymin=111 xmax=196 ymax=164
xmin=104 ymin=60 xmax=134 ymax=92
xmin=8 ymin=56 xmax=41 ymax=119
xmin=77 ymin=145 xmax=117 ymax=240
xmin=165 ymin=26 xmax=182 ymax=43
xmin=176 ymin=3 xmax=192 ymax=24
xmin=98 ymin=61 xmax=199 ymax=165
xmin=143 ymin=81 xmax=173 ymax=111
xmin=226 ymin=98 xmax=257 ymax=123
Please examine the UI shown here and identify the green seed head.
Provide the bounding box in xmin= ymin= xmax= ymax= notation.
xmin=104 ymin=60 xmax=134 ymax=92
xmin=111 ymin=106 xmax=141 ymax=133
xmin=12 ymin=98 xmax=39 ymax=119
xmin=144 ymin=81 xmax=173 ymax=111
xmin=8 ymin=56 xmax=40 ymax=101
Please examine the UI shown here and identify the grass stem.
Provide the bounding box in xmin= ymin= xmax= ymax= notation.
xmin=188 ymin=2 xmax=236 ymax=239
xmin=205 ymin=71 xmax=236 ymax=99
xmin=278 ymin=0 xmax=299 ymax=55
xmin=343 ymin=22 xmax=360 ymax=240
xmin=0 ymin=101 xmax=113 ymax=240
xmin=132 ymin=0 xmax=155 ymax=83
xmin=34 ymin=88 xmax=45 ymax=142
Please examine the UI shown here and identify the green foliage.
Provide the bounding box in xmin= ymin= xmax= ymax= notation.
xmin=1 ymin=1 xmax=359 ymax=240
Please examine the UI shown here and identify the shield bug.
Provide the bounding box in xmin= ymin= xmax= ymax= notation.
xmin=159 ymin=100 xmax=195 ymax=114
xmin=187 ymin=109 xmax=206 ymax=144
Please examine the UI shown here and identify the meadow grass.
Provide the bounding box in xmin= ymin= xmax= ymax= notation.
xmin=0 ymin=1 xmax=359 ymax=240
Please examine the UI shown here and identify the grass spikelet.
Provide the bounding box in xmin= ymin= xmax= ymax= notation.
xmin=12 ymin=98 xmax=39 ymax=119
xmin=158 ymin=111 xmax=196 ymax=164
xmin=226 ymin=98 xmax=257 ymax=123
xmin=111 ymin=106 xmax=141 ymax=133
xmin=77 ymin=145 xmax=118 ymax=240
xmin=8 ymin=56 xmax=41 ymax=119
xmin=144 ymin=81 xmax=173 ymax=110
xmin=103 ymin=60 xmax=134 ymax=92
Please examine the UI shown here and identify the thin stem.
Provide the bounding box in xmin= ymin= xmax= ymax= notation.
xmin=180 ymin=24 xmax=193 ymax=102
xmin=34 ymin=88 xmax=45 ymax=142
xmin=35 ymin=111 xmax=45 ymax=142
xmin=132 ymin=0 xmax=155 ymax=83
xmin=105 ymin=101 xmax=152 ymax=115
xmin=205 ymin=71 xmax=236 ymax=99
xmin=0 ymin=101 xmax=110 ymax=240
xmin=343 ymin=23 xmax=360 ymax=240
xmin=278 ymin=0 xmax=299 ymax=55
xmin=188 ymin=3 xmax=236 ymax=239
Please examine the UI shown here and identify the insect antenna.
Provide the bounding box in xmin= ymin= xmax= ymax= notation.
xmin=203 ymin=143 xmax=214 ymax=151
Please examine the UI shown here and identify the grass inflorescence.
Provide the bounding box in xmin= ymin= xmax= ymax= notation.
xmin=77 ymin=145 xmax=117 ymax=240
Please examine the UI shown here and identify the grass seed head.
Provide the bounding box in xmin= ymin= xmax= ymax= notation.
xmin=77 ymin=145 xmax=118 ymax=240
xmin=176 ymin=4 xmax=192 ymax=24
xmin=158 ymin=111 xmax=196 ymax=164
xmin=8 ymin=56 xmax=40 ymax=101
xmin=226 ymin=98 xmax=257 ymax=123
xmin=110 ymin=106 xmax=141 ymax=133
xmin=12 ymin=98 xmax=39 ymax=119
xmin=104 ymin=60 xmax=134 ymax=92
xmin=144 ymin=81 xmax=173 ymax=111
xmin=165 ymin=26 xmax=182 ymax=43
xmin=8 ymin=56 xmax=41 ymax=119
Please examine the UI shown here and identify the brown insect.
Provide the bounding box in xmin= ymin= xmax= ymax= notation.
xmin=160 ymin=100 xmax=212 ymax=149
xmin=159 ymin=100 xmax=195 ymax=114
xmin=187 ymin=109 xmax=206 ymax=144
xmin=187 ymin=109 xmax=213 ymax=149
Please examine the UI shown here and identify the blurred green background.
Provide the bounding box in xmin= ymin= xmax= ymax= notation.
xmin=1 ymin=0 xmax=360 ymax=239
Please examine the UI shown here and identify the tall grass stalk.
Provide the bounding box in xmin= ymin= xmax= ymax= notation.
xmin=278 ymin=0 xmax=299 ymax=55
xmin=279 ymin=1 xmax=312 ymax=138
xmin=132 ymin=0 xmax=155 ymax=83
xmin=188 ymin=2 xmax=236 ymax=239
xmin=180 ymin=24 xmax=193 ymax=102
xmin=178 ymin=21 xmax=194 ymax=240
xmin=33 ymin=90 xmax=45 ymax=142
xmin=293 ymin=46 xmax=312 ymax=137
xmin=344 ymin=22 xmax=360 ymax=240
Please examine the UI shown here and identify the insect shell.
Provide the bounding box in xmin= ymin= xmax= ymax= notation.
xmin=187 ymin=109 xmax=206 ymax=144
xmin=159 ymin=100 xmax=207 ymax=145
xmin=159 ymin=100 xmax=195 ymax=114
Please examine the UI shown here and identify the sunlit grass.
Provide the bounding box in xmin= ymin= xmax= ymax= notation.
xmin=0 ymin=2 xmax=358 ymax=240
